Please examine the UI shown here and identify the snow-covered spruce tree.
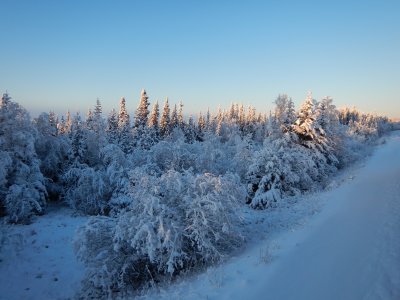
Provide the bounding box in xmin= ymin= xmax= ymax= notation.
xmin=206 ymin=108 xmax=214 ymax=133
xmin=70 ymin=112 xmax=88 ymax=164
xmin=177 ymin=101 xmax=185 ymax=130
xmin=74 ymin=169 xmax=245 ymax=297
xmin=134 ymin=89 xmax=150 ymax=129
xmin=146 ymin=100 xmax=160 ymax=146
xmin=118 ymin=97 xmax=132 ymax=153
xmin=184 ymin=115 xmax=196 ymax=143
xmin=83 ymin=99 xmax=107 ymax=167
xmin=245 ymin=144 xmax=283 ymax=209
xmin=133 ymin=90 xmax=154 ymax=149
xmin=197 ymin=112 xmax=206 ymax=141
xmin=290 ymin=94 xmax=338 ymax=182
xmin=159 ymin=98 xmax=171 ymax=137
xmin=293 ymin=93 xmax=321 ymax=149
xmin=0 ymin=93 xmax=47 ymax=223
xmin=170 ymin=104 xmax=178 ymax=130
xmin=245 ymin=133 xmax=320 ymax=209
xmin=106 ymin=108 xmax=119 ymax=145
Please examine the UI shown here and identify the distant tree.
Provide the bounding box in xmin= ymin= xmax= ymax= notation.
xmin=118 ymin=97 xmax=131 ymax=153
xmin=147 ymin=101 xmax=160 ymax=145
xmin=197 ymin=112 xmax=205 ymax=141
xmin=178 ymin=101 xmax=185 ymax=129
xmin=70 ymin=112 xmax=87 ymax=163
xmin=170 ymin=104 xmax=178 ymax=130
xmin=160 ymin=98 xmax=171 ymax=137
xmin=134 ymin=89 xmax=150 ymax=129
xmin=106 ymin=108 xmax=119 ymax=145
xmin=184 ymin=115 xmax=196 ymax=143
xmin=148 ymin=101 xmax=160 ymax=129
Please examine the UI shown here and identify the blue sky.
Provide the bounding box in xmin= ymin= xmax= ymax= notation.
xmin=1 ymin=0 xmax=399 ymax=118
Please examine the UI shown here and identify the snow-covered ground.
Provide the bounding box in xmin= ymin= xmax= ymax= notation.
xmin=143 ymin=131 xmax=400 ymax=300
xmin=0 ymin=206 xmax=86 ymax=300
xmin=1 ymin=132 xmax=399 ymax=300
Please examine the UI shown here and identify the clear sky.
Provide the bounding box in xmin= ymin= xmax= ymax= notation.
xmin=1 ymin=0 xmax=399 ymax=118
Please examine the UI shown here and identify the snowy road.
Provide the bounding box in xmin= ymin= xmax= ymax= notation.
xmin=149 ymin=132 xmax=400 ymax=300
xmin=250 ymin=132 xmax=400 ymax=299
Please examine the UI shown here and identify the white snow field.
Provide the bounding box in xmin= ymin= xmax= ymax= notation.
xmin=144 ymin=131 xmax=400 ymax=300
xmin=1 ymin=132 xmax=399 ymax=300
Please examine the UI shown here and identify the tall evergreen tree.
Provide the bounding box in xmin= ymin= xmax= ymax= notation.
xmin=160 ymin=98 xmax=171 ymax=137
xmin=134 ymin=89 xmax=150 ymax=128
xmin=184 ymin=114 xmax=196 ymax=143
xmin=94 ymin=98 xmax=102 ymax=116
xmin=178 ymin=101 xmax=185 ymax=129
xmin=148 ymin=101 xmax=160 ymax=129
xmin=106 ymin=108 xmax=119 ymax=145
xmin=118 ymin=97 xmax=131 ymax=153
xmin=170 ymin=104 xmax=178 ymax=130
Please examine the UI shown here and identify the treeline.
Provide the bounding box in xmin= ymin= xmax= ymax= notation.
xmin=0 ymin=90 xmax=392 ymax=297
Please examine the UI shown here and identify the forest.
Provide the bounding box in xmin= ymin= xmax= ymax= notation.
xmin=0 ymin=90 xmax=392 ymax=298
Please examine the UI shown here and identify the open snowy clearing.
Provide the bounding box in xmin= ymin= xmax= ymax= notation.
xmin=1 ymin=132 xmax=399 ymax=300
xmin=144 ymin=131 xmax=400 ymax=300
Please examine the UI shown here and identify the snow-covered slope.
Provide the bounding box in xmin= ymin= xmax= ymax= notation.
xmin=144 ymin=131 xmax=400 ymax=300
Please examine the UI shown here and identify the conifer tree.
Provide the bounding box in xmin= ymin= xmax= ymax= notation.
xmin=106 ymin=109 xmax=119 ymax=145
xmin=147 ymin=101 xmax=160 ymax=146
xmin=85 ymin=109 xmax=94 ymax=131
xmin=94 ymin=98 xmax=102 ymax=116
xmin=206 ymin=108 xmax=211 ymax=132
xmin=134 ymin=89 xmax=150 ymax=128
xmin=160 ymin=98 xmax=171 ymax=137
xmin=170 ymin=104 xmax=178 ymax=130
xmin=178 ymin=101 xmax=185 ymax=129
xmin=64 ymin=111 xmax=72 ymax=135
xmin=197 ymin=112 xmax=205 ymax=141
xmin=148 ymin=101 xmax=159 ymax=129
xmin=118 ymin=97 xmax=131 ymax=153
xmin=71 ymin=113 xmax=87 ymax=162
xmin=184 ymin=114 xmax=196 ymax=143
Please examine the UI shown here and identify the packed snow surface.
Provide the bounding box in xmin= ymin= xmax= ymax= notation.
xmin=145 ymin=131 xmax=400 ymax=300
xmin=1 ymin=132 xmax=400 ymax=300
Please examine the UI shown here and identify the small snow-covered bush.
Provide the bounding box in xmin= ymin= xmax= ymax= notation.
xmin=5 ymin=182 xmax=46 ymax=223
xmin=74 ymin=169 xmax=245 ymax=297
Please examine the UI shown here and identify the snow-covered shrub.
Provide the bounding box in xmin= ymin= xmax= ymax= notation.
xmin=5 ymin=183 xmax=45 ymax=224
xmin=100 ymin=144 xmax=132 ymax=214
xmin=62 ymin=164 xmax=110 ymax=215
xmin=74 ymin=217 xmax=120 ymax=298
xmin=0 ymin=93 xmax=47 ymax=223
xmin=34 ymin=113 xmax=72 ymax=201
xmin=246 ymin=145 xmax=283 ymax=209
xmin=74 ymin=169 xmax=245 ymax=297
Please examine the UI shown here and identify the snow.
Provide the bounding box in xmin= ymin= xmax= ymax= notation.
xmin=1 ymin=130 xmax=399 ymax=299
xmin=0 ymin=206 xmax=86 ymax=300
xmin=142 ymin=131 xmax=400 ymax=300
